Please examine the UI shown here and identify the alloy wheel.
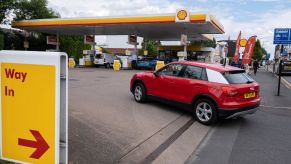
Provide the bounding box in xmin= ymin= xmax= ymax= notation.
xmin=134 ymin=85 xmax=142 ymax=101
xmin=196 ymin=102 xmax=213 ymax=122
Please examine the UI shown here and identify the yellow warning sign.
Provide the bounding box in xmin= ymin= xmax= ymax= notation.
xmin=2 ymin=63 xmax=56 ymax=164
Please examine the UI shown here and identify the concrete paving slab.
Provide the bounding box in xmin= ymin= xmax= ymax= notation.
xmin=153 ymin=122 xmax=210 ymax=164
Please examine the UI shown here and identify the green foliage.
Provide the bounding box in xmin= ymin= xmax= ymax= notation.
xmin=1 ymin=0 xmax=59 ymax=24
xmin=141 ymin=39 xmax=159 ymax=56
xmin=190 ymin=38 xmax=216 ymax=48
xmin=0 ymin=0 xmax=17 ymax=24
xmin=2 ymin=30 xmax=24 ymax=50
xmin=15 ymin=0 xmax=59 ymax=20
xmin=0 ymin=32 xmax=4 ymax=50
xmin=1 ymin=0 xmax=61 ymax=50
xmin=252 ymin=39 xmax=265 ymax=61
xmin=1 ymin=29 xmax=55 ymax=50
xmin=59 ymin=36 xmax=91 ymax=60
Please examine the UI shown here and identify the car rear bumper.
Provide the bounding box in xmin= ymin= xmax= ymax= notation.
xmin=218 ymin=103 xmax=260 ymax=119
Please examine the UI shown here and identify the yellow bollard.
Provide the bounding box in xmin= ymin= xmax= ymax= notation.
xmin=155 ymin=61 xmax=165 ymax=71
xmin=69 ymin=58 xmax=75 ymax=68
xmin=113 ymin=60 xmax=121 ymax=71
xmin=84 ymin=58 xmax=93 ymax=66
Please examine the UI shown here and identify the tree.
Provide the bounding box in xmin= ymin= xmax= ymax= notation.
xmin=252 ymin=39 xmax=264 ymax=61
xmin=14 ymin=0 xmax=59 ymax=20
xmin=1 ymin=0 xmax=92 ymax=57
xmin=1 ymin=0 xmax=59 ymax=24
xmin=1 ymin=0 xmax=61 ymax=50
xmin=2 ymin=30 xmax=25 ymax=50
xmin=140 ymin=39 xmax=159 ymax=57
xmin=190 ymin=38 xmax=216 ymax=48
xmin=0 ymin=0 xmax=17 ymax=24
xmin=59 ymin=36 xmax=91 ymax=61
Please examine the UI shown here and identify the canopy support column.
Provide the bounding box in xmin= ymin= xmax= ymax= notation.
xmin=184 ymin=44 xmax=187 ymax=60
xmin=56 ymin=33 xmax=60 ymax=51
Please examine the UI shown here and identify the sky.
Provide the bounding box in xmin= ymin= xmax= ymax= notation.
xmin=47 ymin=0 xmax=291 ymax=55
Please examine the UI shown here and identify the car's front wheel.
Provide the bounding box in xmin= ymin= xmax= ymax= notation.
xmin=133 ymin=83 xmax=147 ymax=103
xmin=193 ymin=99 xmax=217 ymax=125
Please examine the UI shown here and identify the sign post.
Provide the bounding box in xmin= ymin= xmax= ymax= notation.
xmin=277 ymin=60 xmax=282 ymax=96
xmin=273 ymin=28 xmax=291 ymax=96
xmin=181 ymin=34 xmax=188 ymax=60
xmin=0 ymin=51 xmax=68 ymax=164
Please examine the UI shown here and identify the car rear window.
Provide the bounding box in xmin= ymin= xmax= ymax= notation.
xmin=223 ymin=71 xmax=255 ymax=84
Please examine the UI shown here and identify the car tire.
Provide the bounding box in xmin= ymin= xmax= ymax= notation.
xmin=193 ymin=98 xmax=217 ymax=125
xmin=105 ymin=63 xmax=110 ymax=68
xmin=133 ymin=83 xmax=147 ymax=103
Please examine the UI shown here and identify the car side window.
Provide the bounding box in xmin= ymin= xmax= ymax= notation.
xmin=183 ymin=65 xmax=207 ymax=80
xmin=201 ymin=68 xmax=208 ymax=81
xmin=158 ymin=64 xmax=184 ymax=77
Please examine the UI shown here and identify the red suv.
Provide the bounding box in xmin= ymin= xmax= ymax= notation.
xmin=130 ymin=61 xmax=260 ymax=125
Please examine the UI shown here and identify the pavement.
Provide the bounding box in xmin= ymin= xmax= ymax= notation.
xmin=283 ymin=76 xmax=291 ymax=86
xmin=265 ymin=64 xmax=291 ymax=89
xmin=68 ymin=68 xmax=210 ymax=164
xmin=187 ymin=69 xmax=291 ymax=164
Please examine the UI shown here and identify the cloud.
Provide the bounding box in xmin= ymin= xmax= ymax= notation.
xmin=48 ymin=0 xmax=182 ymax=17
xmin=215 ymin=8 xmax=291 ymax=55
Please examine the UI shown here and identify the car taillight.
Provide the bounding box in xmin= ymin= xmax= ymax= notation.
xmin=222 ymin=87 xmax=239 ymax=96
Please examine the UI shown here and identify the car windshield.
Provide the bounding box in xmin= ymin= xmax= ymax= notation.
xmin=223 ymin=71 xmax=255 ymax=84
xmin=95 ymin=54 xmax=102 ymax=58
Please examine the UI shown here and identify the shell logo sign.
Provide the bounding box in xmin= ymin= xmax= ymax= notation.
xmin=175 ymin=9 xmax=190 ymax=22
xmin=177 ymin=10 xmax=187 ymax=20
xmin=240 ymin=39 xmax=248 ymax=47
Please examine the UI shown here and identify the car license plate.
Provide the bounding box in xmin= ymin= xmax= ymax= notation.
xmin=244 ymin=92 xmax=256 ymax=99
xmin=284 ymin=66 xmax=291 ymax=71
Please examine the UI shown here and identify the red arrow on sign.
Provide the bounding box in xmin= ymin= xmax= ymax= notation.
xmin=18 ymin=130 xmax=50 ymax=159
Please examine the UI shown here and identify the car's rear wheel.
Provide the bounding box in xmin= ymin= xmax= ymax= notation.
xmin=133 ymin=83 xmax=147 ymax=103
xmin=193 ymin=99 xmax=217 ymax=125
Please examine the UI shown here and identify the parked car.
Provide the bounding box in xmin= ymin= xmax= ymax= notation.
xmin=135 ymin=57 xmax=157 ymax=70
xmin=130 ymin=61 xmax=260 ymax=125
xmin=275 ymin=60 xmax=291 ymax=75
xmin=94 ymin=53 xmax=115 ymax=68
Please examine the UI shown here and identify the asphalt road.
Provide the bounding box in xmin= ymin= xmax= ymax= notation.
xmin=187 ymin=69 xmax=291 ymax=164
xmin=284 ymin=76 xmax=291 ymax=85
xmin=68 ymin=68 xmax=208 ymax=164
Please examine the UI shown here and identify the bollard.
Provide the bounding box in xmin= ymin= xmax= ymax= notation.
xmin=113 ymin=60 xmax=121 ymax=71
xmin=155 ymin=61 xmax=165 ymax=71
xmin=69 ymin=58 xmax=75 ymax=68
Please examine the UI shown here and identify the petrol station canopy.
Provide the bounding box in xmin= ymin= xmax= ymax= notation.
xmin=12 ymin=12 xmax=224 ymax=41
